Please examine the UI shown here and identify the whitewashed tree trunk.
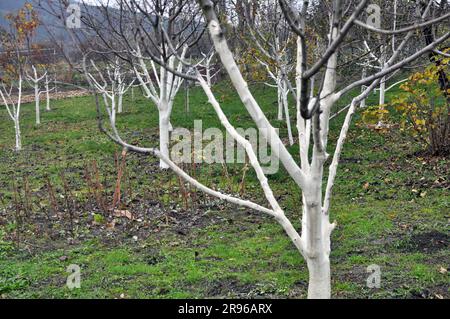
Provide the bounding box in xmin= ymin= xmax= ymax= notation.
xmin=185 ymin=83 xmax=190 ymax=113
xmin=303 ymin=183 xmax=333 ymax=300
xmin=1 ymin=75 xmax=23 ymax=152
xmin=45 ymin=74 xmax=51 ymax=111
xmin=379 ymin=76 xmax=386 ymax=106
xmin=34 ymin=83 xmax=41 ymax=125
xmin=281 ymin=80 xmax=294 ymax=145
xmin=158 ymin=101 xmax=170 ymax=169
xmin=302 ymin=46 xmax=338 ymax=298
xmin=377 ymin=53 xmax=386 ymax=127
xmin=25 ymin=66 xmax=46 ymax=125
xmin=118 ymin=93 xmax=124 ymax=114
xmin=307 ymin=254 xmax=331 ymax=298
xmin=14 ymin=118 xmax=22 ymax=151
xmin=378 ymin=45 xmax=387 ymax=106
xmin=277 ymin=81 xmax=284 ymax=121
xmin=111 ymin=95 xmax=116 ymax=124
xmin=117 ymin=73 xmax=134 ymax=114
xmin=133 ymin=45 xmax=186 ymax=169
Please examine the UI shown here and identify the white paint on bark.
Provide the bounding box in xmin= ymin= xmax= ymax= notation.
xmin=134 ymin=45 xmax=187 ymax=168
xmin=25 ymin=65 xmax=46 ymax=125
xmin=0 ymin=75 xmax=23 ymax=151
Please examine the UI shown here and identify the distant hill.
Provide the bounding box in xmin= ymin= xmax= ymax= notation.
xmin=0 ymin=0 xmax=81 ymax=42
xmin=0 ymin=0 xmax=36 ymax=27
xmin=0 ymin=0 xmax=29 ymax=12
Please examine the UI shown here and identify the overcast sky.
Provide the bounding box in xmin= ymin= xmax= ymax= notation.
xmin=75 ymin=0 xmax=111 ymax=5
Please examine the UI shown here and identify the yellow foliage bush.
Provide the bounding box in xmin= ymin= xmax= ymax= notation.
xmin=390 ymin=54 xmax=449 ymax=155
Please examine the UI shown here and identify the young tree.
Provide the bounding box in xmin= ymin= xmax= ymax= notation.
xmin=357 ymin=1 xmax=405 ymax=108
xmin=199 ymin=51 xmax=220 ymax=88
xmin=0 ymin=2 xmax=39 ymax=149
xmin=86 ymin=58 xmax=135 ymax=124
xmin=132 ymin=44 xmax=188 ymax=169
xmin=0 ymin=76 xmax=24 ymax=152
xmin=241 ymin=0 xmax=295 ymax=145
xmin=25 ymin=64 xmax=47 ymax=125
xmin=39 ymin=0 xmax=206 ymax=169
xmin=27 ymin=46 xmax=58 ymax=113
xmin=77 ymin=0 xmax=205 ymax=169
xmin=44 ymin=73 xmax=55 ymax=111
xmin=6 ymin=3 xmax=42 ymax=124
xmin=117 ymin=69 xmax=135 ymax=114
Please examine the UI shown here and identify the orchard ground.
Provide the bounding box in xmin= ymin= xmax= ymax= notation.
xmin=0 ymin=81 xmax=448 ymax=299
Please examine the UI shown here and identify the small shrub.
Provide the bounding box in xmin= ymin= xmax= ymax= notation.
xmin=390 ymin=58 xmax=449 ymax=155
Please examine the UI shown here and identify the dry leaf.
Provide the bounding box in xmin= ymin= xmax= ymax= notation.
xmin=113 ymin=209 xmax=133 ymax=220
xmin=439 ymin=267 xmax=447 ymax=274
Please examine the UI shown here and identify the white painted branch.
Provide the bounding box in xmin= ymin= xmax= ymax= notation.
xmin=0 ymin=76 xmax=23 ymax=151
xmin=198 ymin=74 xmax=283 ymax=214
xmin=281 ymin=80 xmax=294 ymax=146
xmin=375 ymin=78 xmax=408 ymax=93
xmin=205 ymin=19 xmax=307 ymax=190
xmin=45 ymin=74 xmax=52 ymax=111
xmin=296 ymin=36 xmax=310 ymax=171
xmin=25 ymin=65 xmax=47 ymax=125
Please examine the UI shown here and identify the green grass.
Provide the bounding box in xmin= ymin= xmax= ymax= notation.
xmin=0 ymin=80 xmax=448 ymax=299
